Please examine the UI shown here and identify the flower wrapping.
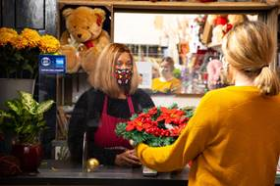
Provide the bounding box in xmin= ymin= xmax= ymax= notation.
xmin=115 ymin=104 xmax=194 ymax=147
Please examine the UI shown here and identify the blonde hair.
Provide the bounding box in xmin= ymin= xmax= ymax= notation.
xmin=88 ymin=43 xmax=139 ymax=98
xmin=222 ymin=21 xmax=280 ymax=96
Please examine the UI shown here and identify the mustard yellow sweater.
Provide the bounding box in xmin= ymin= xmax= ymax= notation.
xmin=137 ymin=86 xmax=280 ymax=186
xmin=152 ymin=78 xmax=181 ymax=93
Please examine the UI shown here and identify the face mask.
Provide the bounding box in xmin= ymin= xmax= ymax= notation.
xmin=115 ymin=69 xmax=132 ymax=86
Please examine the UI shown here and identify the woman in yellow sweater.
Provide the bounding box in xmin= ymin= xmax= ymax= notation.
xmin=136 ymin=21 xmax=280 ymax=186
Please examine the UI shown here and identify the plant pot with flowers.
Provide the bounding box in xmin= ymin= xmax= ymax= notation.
xmin=0 ymin=27 xmax=60 ymax=110
xmin=0 ymin=91 xmax=54 ymax=173
xmin=115 ymin=104 xmax=194 ymax=176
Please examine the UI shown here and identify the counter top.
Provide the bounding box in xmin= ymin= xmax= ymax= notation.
xmin=0 ymin=160 xmax=280 ymax=186
xmin=0 ymin=160 xmax=188 ymax=186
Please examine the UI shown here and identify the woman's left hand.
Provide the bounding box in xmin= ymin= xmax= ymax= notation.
xmin=115 ymin=149 xmax=141 ymax=167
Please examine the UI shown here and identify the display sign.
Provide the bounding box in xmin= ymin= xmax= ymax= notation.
xmin=39 ymin=55 xmax=66 ymax=74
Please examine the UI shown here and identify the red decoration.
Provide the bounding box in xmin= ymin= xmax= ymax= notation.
xmin=83 ymin=40 xmax=95 ymax=49
xmin=116 ymin=105 xmax=194 ymax=147
xmin=223 ymin=23 xmax=233 ymax=36
xmin=215 ymin=16 xmax=228 ymax=26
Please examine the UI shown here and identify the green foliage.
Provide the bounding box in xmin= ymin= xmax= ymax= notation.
xmin=0 ymin=91 xmax=54 ymax=144
xmin=183 ymin=106 xmax=195 ymax=118
xmin=0 ymin=41 xmax=41 ymax=79
xmin=173 ymin=68 xmax=181 ymax=79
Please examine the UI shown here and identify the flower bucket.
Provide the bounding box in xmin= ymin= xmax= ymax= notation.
xmin=11 ymin=143 xmax=43 ymax=173
xmin=0 ymin=78 xmax=35 ymax=109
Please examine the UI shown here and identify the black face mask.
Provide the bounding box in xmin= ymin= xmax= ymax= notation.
xmin=115 ymin=69 xmax=132 ymax=86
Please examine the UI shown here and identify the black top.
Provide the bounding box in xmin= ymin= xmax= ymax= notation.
xmin=67 ymin=88 xmax=154 ymax=165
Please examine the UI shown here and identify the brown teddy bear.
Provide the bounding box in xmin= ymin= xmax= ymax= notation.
xmin=60 ymin=6 xmax=111 ymax=74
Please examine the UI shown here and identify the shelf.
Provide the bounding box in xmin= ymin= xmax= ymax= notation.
xmin=58 ymin=0 xmax=277 ymax=11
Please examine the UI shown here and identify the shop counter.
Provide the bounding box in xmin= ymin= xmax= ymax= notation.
xmin=0 ymin=160 xmax=280 ymax=186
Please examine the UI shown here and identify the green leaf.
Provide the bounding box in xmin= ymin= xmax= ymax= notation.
xmin=37 ymin=120 xmax=46 ymax=129
xmin=22 ymin=64 xmax=34 ymax=74
xmin=19 ymin=91 xmax=37 ymax=114
xmin=36 ymin=100 xmax=54 ymax=114
xmin=142 ymin=108 xmax=150 ymax=114
xmin=0 ymin=110 xmax=14 ymax=125
xmin=5 ymin=100 xmax=22 ymax=116
xmin=183 ymin=106 xmax=195 ymax=118
xmin=0 ymin=90 xmax=54 ymax=143
xmin=130 ymin=113 xmax=138 ymax=120
xmin=115 ymin=123 xmax=127 ymax=136
xmin=169 ymin=103 xmax=178 ymax=109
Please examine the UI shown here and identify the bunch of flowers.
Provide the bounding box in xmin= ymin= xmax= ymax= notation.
xmin=116 ymin=104 xmax=194 ymax=147
xmin=0 ymin=27 xmax=60 ymax=79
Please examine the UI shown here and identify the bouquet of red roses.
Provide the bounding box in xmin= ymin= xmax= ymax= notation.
xmin=115 ymin=104 xmax=194 ymax=147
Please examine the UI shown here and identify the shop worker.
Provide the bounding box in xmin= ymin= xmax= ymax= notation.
xmin=68 ymin=43 xmax=154 ymax=167
xmin=136 ymin=21 xmax=280 ymax=186
xmin=152 ymin=56 xmax=181 ymax=93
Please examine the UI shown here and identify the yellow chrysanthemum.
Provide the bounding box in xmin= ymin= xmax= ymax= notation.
xmin=11 ymin=36 xmax=29 ymax=50
xmin=0 ymin=27 xmax=18 ymax=36
xmin=39 ymin=35 xmax=60 ymax=54
xmin=20 ymin=28 xmax=41 ymax=48
xmin=0 ymin=32 xmax=18 ymax=46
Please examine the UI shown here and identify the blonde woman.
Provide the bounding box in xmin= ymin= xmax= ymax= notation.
xmin=68 ymin=43 xmax=154 ymax=167
xmin=136 ymin=21 xmax=280 ymax=186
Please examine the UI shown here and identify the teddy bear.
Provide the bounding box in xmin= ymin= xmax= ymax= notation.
xmin=222 ymin=14 xmax=248 ymax=36
xmin=207 ymin=14 xmax=228 ymax=46
xmin=60 ymin=6 xmax=111 ymax=74
xmin=206 ymin=14 xmax=249 ymax=47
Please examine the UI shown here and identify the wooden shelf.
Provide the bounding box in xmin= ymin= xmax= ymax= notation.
xmin=58 ymin=0 xmax=276 ymax=11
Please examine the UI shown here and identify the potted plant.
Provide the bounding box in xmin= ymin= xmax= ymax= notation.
xmin=0 ymin=91 xmax=54 ymax=172
xmin=0 ymin=27 xmax=60 ymax=109
xmin=116 ymin=104 xmax=194 ymax=176
xmin=116 ymin=104 xmax=194 ymax=147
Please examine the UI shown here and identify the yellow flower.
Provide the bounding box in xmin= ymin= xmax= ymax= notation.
xmin=0 ymin=32 xmax=18 ymax=46
xmin=0 ymin=27 xmax=61 ymax=79
xmin=11 ymin=36 xmax=29 ymax=50
xmin=20 ymin=28 xmax=41 ymax=48
xmin=39 ymin=35 xmax=60 ymax=54
xmin=0 ymin=27 xmax=17 ymax=35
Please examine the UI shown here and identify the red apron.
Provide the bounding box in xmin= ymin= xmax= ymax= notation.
xmin=93 ymin=95 xmax=134 ymax=149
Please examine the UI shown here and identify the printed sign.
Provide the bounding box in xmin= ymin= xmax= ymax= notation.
xmin=39 ymin=55 xmax=66 ymax=74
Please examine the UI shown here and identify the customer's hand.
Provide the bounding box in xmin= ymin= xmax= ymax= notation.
xmin=115 ymin=149 xmax=141 ymax=167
